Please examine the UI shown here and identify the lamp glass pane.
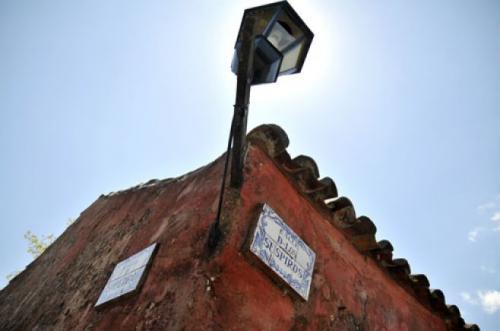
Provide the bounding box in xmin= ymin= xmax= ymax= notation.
xmin=267 ymin=21 xmax=296 ymax=51
xmin=253 ymin=10 xmax=276 ymax=38
xmin=280 ymin=41 xmax=304 ymax=73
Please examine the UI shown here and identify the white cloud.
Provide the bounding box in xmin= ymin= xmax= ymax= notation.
xmin=462 ymin=290 xmax=500 ymax=314
xmin=480 ymin=265 xmax=497 ymax=274
xmin=467 ymin=227 xmax=483 ymax=242
xmin=470 ymin=196 xmax=500 ymax=240
xmin=478 ymin=290 xmax=500 ymax=314
xmin=461 ymin=292 xmax=478 ymax=305
xmin=492 ymin=212 xmax=500 ymax=231
xmin=478 ymin=202 xmax=496 ymax=213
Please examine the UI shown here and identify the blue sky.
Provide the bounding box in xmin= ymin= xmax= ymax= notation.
xmin=1 ymin=0 xmax=499 ymax=329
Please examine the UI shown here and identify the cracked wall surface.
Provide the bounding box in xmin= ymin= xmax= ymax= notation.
xmin=0 ymin=125 xmax=478 ymax=330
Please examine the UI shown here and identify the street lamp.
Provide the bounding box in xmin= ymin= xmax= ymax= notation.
xmin=230 ymin=1 xmax=314 ymax=187
xmin=231 ymin=1 xmax=314 ymax=85
xmin=208 ymin=1 xmax=313 ymax=250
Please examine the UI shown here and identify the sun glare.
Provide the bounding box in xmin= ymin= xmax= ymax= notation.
xmin=250 ymin=0 xmax=338 ymax=109
xmin=211 ymin=0 xmax=339 ymax=118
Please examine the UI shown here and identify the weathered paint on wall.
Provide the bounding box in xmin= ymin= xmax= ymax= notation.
xmin=0 ymin=125 xmax=477 ymax=330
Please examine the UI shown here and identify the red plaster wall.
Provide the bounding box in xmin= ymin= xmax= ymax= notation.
xmin=212 ymin=145 xmax=448 ymax=331
xmin=0 ymin=143 xmax=449 ymax=330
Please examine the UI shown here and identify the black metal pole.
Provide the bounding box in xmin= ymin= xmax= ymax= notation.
xmin=207 ymin=114 xmax=235 ymax=251
xmin=230 ymin=15 xmax=255 ymax=188
xmin=207 ymin=15 xmax=255 ymax=251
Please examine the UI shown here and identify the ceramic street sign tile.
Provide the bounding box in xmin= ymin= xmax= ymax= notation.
xmin=250 ymin=204 xmax=316 ymax=300
xmin=95 ymin=243 xmax=157 ymax=307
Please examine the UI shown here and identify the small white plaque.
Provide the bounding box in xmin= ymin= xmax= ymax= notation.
xmin=95 ymin=243 xmax=157 ymax=307
xmin=250 ymin=204 xmax=316 ymax=300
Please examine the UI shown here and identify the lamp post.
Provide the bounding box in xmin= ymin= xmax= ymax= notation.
xmin=230 ymin=0 xmax=315 ymax=187
xmin=208 ymin=1 xmax=314 ymax=250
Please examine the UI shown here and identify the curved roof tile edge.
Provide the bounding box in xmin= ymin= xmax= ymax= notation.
xmin=247 ymin=124 xmax=479 ymax=331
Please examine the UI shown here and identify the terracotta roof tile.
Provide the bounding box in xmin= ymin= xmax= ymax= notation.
xmin=247 ymin=124 xmax=479 ymax=331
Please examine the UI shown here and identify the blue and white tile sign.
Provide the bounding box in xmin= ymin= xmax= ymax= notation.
xmin=95 ymin=243 xmax=157 ymax=307
xmin=250 ymin=204 xmax=316 ymax=300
